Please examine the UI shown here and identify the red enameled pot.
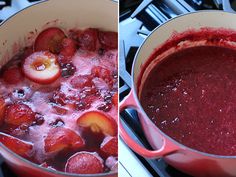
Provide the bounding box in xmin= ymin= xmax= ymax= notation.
xmin=120 ymin=11 xmax=236 ymax=177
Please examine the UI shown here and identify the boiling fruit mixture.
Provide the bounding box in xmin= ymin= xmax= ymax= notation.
xmin=0 ymin=27 xmax=118 ymax=174
xmin=141 ymin=44 xmax=236 ymax=156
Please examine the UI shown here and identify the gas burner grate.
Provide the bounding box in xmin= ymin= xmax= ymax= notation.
xmin=0 ymin=158 xmax=17 ymax=177
xmin=0 ymin=1 xmax=10 ymax=10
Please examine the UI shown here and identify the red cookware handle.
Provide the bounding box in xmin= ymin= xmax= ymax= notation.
xmin=119 ymin=90 xmax=178 ymax=159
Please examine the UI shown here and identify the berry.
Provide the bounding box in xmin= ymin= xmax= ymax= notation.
xmin=52 ymin=90 xmax=67 ymax=106
xmin=61 ymin=63 xmax=76 ymax=78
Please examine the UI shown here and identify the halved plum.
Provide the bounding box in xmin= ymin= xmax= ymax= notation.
xmin=23 ymin=51 xmax=60 ymax=84
xmin=34 ymin=27 xmax=66 ymax=54
xmin=44 ymin=127 xmax=84 ymax=153
xmin=0 ymin=132 xmax=33 ymax=158
xmin=65 ymin=151 xmax=104 ymax=174
xmin=4 ymin=103 xmax=35 ymax=127
xmin=77 ymin=111 xmax=117 ymax=136
xmin=100 ymin=136 xmax=118 ymax=156
xmin=3 ymin=67 xmax=24 ymax=84
xmin=98 ymin=31 xmax=118 ymax=50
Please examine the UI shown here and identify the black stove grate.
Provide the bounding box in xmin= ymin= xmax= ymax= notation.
xmin=119 ymin=0 xmax=224 ymax=177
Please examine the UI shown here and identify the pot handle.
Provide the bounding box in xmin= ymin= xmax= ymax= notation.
xmin=119 ymin=90 xmax=179 ymax=159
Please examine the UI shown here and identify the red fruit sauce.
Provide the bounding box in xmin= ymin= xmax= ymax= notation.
xmin=0 ymin=27 xmax=118 ymax=174
xmin=140 ymin=28 xmax=236 ymax=156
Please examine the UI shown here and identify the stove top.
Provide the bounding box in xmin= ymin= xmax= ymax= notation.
xmin=119 ymin=0 xmax=230 ymax=177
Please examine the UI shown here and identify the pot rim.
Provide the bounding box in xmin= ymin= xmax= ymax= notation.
xmin=0 ymin=0 xmax=117 ymax=176
xmin=131 ymin=10 xmax=236 ymax=159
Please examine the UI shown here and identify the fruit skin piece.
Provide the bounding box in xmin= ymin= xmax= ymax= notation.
xmin=23 ymin=51 xmax=61 ymax=84
xmin=44 ymin=127 xmax=84 ymax=153
xmin=98 ymin=31 xmax=118 ymax=50
xmin=77 ymin=28 xmax=98 ymax=51
xmin=3 ymin=67 xmax=24 ymax=84
xmin=4 ymin=103 xmax=35 ymax=127
xmin=91 ymin=66 xmax=111 ymax=79
xmin=0 ymin=132 xmax=33 ymax=158
xmin=58 ymin=38 xmax=77 ymax=64
xmin=65 ymin=151 xmax=104 ymax=174
xmin=77 ymin=111 xmax=117 ymax=136
xmin=34 ymin=27 xmax=66 ymax=54
xmin=70 ymin=75 xmax=93 ymax=89
xmin=52 ymin=104 xmax=68 ymax=115
xmin=100 ymin=136 xmax=118 ymax=156
xmin=105 ymin=156 xmax=118 ymax=172
xmin=0 ymin=97 xmax=6 ymax=126
xmin=112 ymin=92 xmax=118 ymax=108
xmin=91 ymin=66 xmax=113 ymax=86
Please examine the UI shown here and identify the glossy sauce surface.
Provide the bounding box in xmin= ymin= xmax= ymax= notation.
xmin=141 ymin=45 xmax=236 ymax=156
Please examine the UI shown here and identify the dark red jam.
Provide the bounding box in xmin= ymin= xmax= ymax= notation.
xmin=140 ymin=44 xmax=236 ymax=156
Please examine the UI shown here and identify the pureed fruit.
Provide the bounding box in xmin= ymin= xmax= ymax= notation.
xmin=0 ymin=27 xmax=118 ymax=174
xmin=140 ymin=28 xmax=236 ymax=156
